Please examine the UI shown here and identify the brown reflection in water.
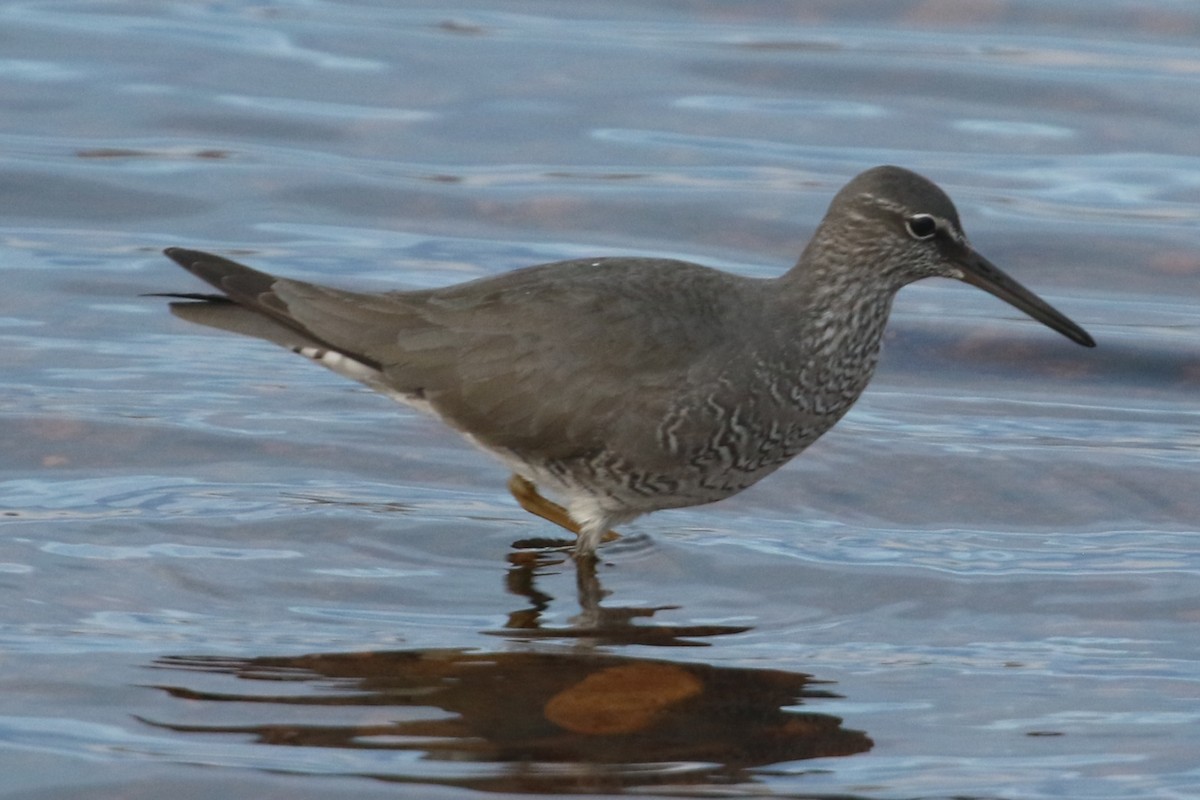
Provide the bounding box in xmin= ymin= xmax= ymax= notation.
xmin=142 ymin=553 xmax=869 ymax=790
xmin=145 ymin=646 xmax=871 ymax=792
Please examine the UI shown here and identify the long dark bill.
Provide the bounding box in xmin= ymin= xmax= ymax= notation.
xmin=956 ymin=248 xmax=1095 ymax=348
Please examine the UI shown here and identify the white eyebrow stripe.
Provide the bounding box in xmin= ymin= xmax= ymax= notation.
xmin=864 ymin=193 xmax=969 ymax=245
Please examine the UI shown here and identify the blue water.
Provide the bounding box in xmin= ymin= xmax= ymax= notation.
xmin=2 ymin=2 xmax=1198 ymax=798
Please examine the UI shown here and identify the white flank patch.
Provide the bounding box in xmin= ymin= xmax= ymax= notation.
xmin=294 ymin=345 xmax=432 ymax=413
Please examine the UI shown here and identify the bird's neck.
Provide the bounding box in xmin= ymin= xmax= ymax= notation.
xmin=783 ymin=231 xmax=902 ymax=364
xmin=760 ymin=230 xmax=905 ymax=422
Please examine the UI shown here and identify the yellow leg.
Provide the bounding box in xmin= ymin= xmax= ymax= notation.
xmin=506 ymin=475 xmax=620 ymax=544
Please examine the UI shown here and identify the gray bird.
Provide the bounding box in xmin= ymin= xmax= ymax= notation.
xmin=158 ymin=165 xmax=1094 ymax=556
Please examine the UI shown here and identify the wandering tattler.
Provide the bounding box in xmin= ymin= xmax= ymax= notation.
xmin=158 ymin=165 xmax=1094 ymax=556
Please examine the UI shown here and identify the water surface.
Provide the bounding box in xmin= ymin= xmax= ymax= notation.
xmin=2 ymin=2 xmax=1198 ymax=798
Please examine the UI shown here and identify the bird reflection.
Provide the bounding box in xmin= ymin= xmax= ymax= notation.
xmin=145 ymin=646 xmax=871 ymax=792
xmin=140 ymin=557 xmax=870 ymax=791
xmin=499 ymin=548 xmax=751 ymax=645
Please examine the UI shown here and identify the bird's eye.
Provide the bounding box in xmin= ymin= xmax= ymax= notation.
xmin=905 ymin=214 xmax=938 ymax=240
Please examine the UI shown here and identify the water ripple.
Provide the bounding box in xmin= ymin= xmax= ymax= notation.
xmin=39 ymin=541 xmax=300 ymax=561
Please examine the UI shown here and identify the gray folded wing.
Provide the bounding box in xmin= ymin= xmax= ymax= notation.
xmin=162 ymin=247 xmax=759 ymax=467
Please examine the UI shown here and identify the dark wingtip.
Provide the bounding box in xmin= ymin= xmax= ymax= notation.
xmin=160 ymin=246 xmax=279 ymax=301
xmin=162 ymin=247 xmax=216 ymax=277
xmin=163 ymin=247 xmax=208 ymax=268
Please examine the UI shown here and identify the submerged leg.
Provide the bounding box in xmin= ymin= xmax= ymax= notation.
xmin=506 ymin=475 xmax=619 ymax=554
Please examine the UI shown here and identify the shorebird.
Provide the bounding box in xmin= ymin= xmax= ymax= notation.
xmin=158 ymin=165 xmax=1094 ymax=556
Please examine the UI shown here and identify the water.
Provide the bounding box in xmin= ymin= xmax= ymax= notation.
xmin=2 ymin=1 xmax=1198 ymax=798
